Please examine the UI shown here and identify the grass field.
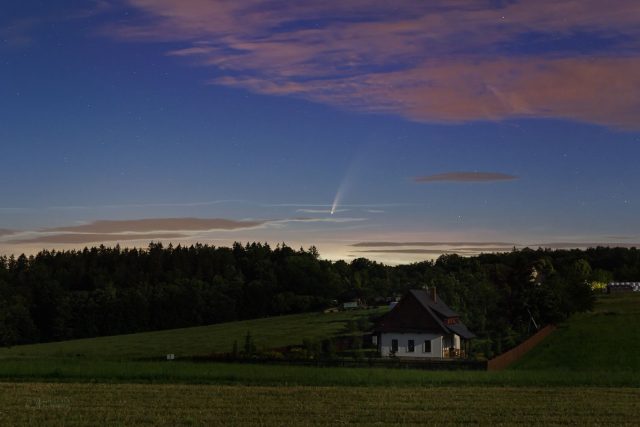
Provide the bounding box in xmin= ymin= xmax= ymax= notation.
xmin=1 ymin=382 xmax=638 ymax=426
xmin=0 ymin=308 xmax=384 ymax=360
xmin=0 ymin=295 xmax=639 ymax=389
xmin=1 ymin=359 xmax=638 ymax=387
xmin=513 ymin=293 xmax=640 ymax=372
xmin=0 ymin=295 xmax=638 ymax=425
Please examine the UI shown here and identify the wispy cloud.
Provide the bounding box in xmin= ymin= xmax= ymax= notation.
xmin=352 ymin=241 xmax=516 ymax=247
xmin=0 ymin=207 xmax=32 ymax=213
xmin=4 ymin=218 xmax=267 ymax=246
xmin=103 ymin=0 xmax=640 ymax=128
xmin=605 ymin=235 xmax=638 ymax=240
xmin=0 ymin=19 xmax=37 ymax=49
xmin=47 ymin=218 xmax=265 ymax=234
xmin=272 ymin=217 xmax=368 ymax=225
xmin=2 ymin=216 xmax=368 ymax=246
xmin=354 ymin=249 xmax=461 ymax=255
xmin=1 ymin=1 xmax=112 ymax=50
xmin=296 ymin=208 xmax=350 ymax=214
xmin=45 ymin=199 xmax=250 ymax=211
xmin=267 ymin=203 xmax=421 ymax=208
xmin=534 ymin=242 xmax=640 ymax=249
xmin=351 ymin=241 xmax=640 ymax=257
xmin=414 ymin=172 xmax=518 ymax=183
xmin=11 ymin=233 xmax=187 ymax=245
xmin=0 ymin=200 xmax=411 ymax=213
xmin=0 ymin=229 xmax=15 ymax=238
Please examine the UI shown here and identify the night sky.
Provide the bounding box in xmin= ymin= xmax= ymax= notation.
xmin=2 ymin=1 xmax=639 ymax=264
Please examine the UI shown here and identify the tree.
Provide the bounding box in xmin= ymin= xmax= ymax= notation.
xmin=243 ymin=331 xmax=256 ymax=356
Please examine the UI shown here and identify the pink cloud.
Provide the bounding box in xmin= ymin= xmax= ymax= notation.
xmin=0 ymin=229 xmax=15 ymax=237
xmin=5 ymin=218 xmax=268 ymax=245
xmin=4 ymin=216 xmax=368 ymax=246
xmin=11 ymin=233 xmax=187 ymax=245
xmin=414 ymin=172 xmax=518 ymax=183
xmin=215 ymin=56 xmax=640 ymax=129
xmin=104 ymin=0 xmax=640 ymax=128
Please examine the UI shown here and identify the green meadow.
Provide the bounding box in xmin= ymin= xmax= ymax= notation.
xmin=513 ymin=293 xmax=640 ymax=372
xmin=0 ymin=308 xmax=383 ymax=361
xmin=1 ymin=295 xmax=639 ymax=387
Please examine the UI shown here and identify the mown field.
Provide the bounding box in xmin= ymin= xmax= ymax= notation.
xmin=1 ymin=382 xmax=638 ymax=426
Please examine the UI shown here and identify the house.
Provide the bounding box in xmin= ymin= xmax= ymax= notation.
xmin=607 ymin=282 xmax=640 ymax=293
xmin=343 ymin=301 xmax=359 ymax=310
xmin=374 ymin=288 xmax=475 ymax=359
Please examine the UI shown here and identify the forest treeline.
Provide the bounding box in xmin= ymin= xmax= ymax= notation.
xmin=0 ymin=242 xmax=637 ymax=355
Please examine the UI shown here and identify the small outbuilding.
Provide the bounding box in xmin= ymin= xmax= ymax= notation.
xmin=374 ymin=288 xmax=475 ymax=359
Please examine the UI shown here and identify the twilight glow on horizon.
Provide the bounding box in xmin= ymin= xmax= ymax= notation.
xmin=1 ymin=0 xmax=639 ymax=264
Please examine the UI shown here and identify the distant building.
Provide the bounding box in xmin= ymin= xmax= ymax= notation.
xmin=342 ymin=301 xmax=359 ymax=310
xmin=607 ymin=282 xmax=640 ymax=293
xmin=374 ymin=288 xmax=475 ymax=359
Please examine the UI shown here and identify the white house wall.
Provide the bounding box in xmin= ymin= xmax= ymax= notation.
xmin=380 ymin=332 xmax=444 ymax=358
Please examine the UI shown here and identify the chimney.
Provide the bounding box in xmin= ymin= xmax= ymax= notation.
xmin=430 ymin=287 xmax=437 ymax=303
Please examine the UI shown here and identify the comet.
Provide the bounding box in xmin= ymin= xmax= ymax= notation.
xmin=330 ymin=175 xmax=348 ymax=215
xmin=330 ymin=150 xmax=363 ymax=216
xmin=330 ymin=194 xmax=339 ymax=215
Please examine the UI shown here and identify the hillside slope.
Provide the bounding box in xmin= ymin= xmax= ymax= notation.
xmin=0 ymin=308 xmax=383 ymax=361
xmin=512 ymin=294 xmax=640 ymax=371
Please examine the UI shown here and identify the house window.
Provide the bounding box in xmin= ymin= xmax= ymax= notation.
xmin=408 ymin=340 xmax=415 ymax=352
xmin=424 ymin=340 xmax=431 ymax=353
xmin=391 ymin=339 xmax=398 ymax=353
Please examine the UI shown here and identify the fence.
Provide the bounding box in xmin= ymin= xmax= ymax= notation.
xmin=154 ymin=326 xmax=556 ymax=372
xmin=487 ymin=325 xmax=556 ymax=371
xmin=186 ymin=353 xmax=486 ymax=370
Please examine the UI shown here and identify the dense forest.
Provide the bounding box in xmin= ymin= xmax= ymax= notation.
xmin=1 ymin=242 xmax=637 ymax=355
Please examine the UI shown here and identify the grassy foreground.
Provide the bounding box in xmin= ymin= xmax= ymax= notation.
xmin=0 ymin=359 xmax=638 ymax=388
xmin=1 ymin=382 xmax=638 ymax=426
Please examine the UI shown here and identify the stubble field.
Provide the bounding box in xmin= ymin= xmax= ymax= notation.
xmin=1 ymin=382 xmax=638 ymax=426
